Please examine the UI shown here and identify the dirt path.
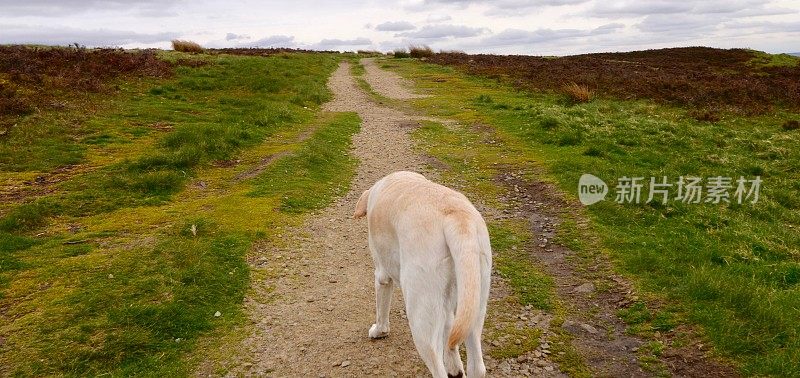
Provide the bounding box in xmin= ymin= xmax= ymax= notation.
xmin=201 ymin=60 xmax=570 ymax=377
xmin=204 ymin=62 xmax=430 ymax=377
xmin=361 ymin=58 xmax=427 ymax=99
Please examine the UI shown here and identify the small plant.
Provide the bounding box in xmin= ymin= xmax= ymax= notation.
xmin=689 ymin=108 xmax=722 ymax=122
xmin=782 ymin=120 xmax=799 ymax=130
xmin=409 ymin=45 xmax=434 ymax=59
xmin=475 ymin=94 xmax=493 ymax=103
xmin=539 ymin=117 xmax=559 ymax=129
xmin=562 ymin=82 xmax=593 ymax=103
xmin=392 ymin=48 xmax=410 ymax=58
xmin=171 ymin=39 xmax=204 ymax=53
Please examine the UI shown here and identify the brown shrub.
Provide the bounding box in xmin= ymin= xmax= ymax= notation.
xmin=563 ymin=83 xmax=593 ymax=103
xmin=392 ymin=48 xmax=410 ymax=58
xmin=409 ymin=45 xmax=434 ymax=59
xmin=689 ymin=108 xmax=722 ymax=122
xmin=426 ymin=47 xmax=800 ymax=115
xmin=783 ymin=120 xmax=800 ymax=130
xmin=0 ymin=45 xmax=173 ymax=118
xmin=171 ymin=40 xmax=204 ymax=53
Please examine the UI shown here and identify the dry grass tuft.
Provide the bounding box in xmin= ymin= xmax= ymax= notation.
xmin=689 ymin=108 xmax=722 ymax=122
xmin=562 ymin=82 xmax=593 ymax=103
xmin=409 ymin=45 xmax=434 ymax=58
xmin=171 ymin=40 xmax=204 ymax=53
xmin=782 ymin=119 xmax=799 ymax=130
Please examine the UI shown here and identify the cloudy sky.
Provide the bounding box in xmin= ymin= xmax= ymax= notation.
xmin=1 ymin=0 xmax=799 ymax=55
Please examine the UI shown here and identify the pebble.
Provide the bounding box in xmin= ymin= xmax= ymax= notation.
xmin=580 ymin=323 xmax=598 ymax=334
xmin=214 ymin=311 xmax=221 ymax=317
xmin=499 ymin=361 xmax=511 ymax=373
xmin=341 ymin=360 xmax=351 ymax=368
xmin=573 ymin=282 xmax=596 ymax=293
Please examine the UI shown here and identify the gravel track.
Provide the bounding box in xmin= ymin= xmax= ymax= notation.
xmin=198 ymin=60 xmax=564 ymax=377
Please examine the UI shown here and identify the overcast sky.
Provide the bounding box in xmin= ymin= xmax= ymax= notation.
xmin=1 ymin=0 xmax=798 ymax=55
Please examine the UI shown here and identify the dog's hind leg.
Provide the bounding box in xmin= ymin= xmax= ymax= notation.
xmin=465 ymin=328 xmax=486 ymax=378
xmin=368 ymin=269 xmax=392 ymax=339
xmin=404 ymin=275 xmax=449 ymax=377
xmin=407 ymin=310 xmax=449 ymax=378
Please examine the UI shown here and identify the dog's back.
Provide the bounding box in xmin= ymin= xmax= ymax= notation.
xmin=355 ymin=171 xmax=491 ymax=378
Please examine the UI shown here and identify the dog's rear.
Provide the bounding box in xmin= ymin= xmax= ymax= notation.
xmin=354 ymin=171 xmax=491 ymax=378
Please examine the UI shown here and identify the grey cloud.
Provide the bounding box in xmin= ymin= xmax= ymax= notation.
xmin=723 ymin=20 xmax=800 ymax=34
xmin=0 ymin=24 xmax=178 ymax=46
xmin=482 ymin=23 xmax=624 ymax=46
xmin=398 ymin=24 xmax=487 ymax=39
xmin=240 ymin=35 xmax=295 ymax=47
xmin=226 ymin=33 xmax=250 ymax=41
xmin=588 ymin=0 xmax=789 ymax=18
xmin=635 ymin=14 xmax=716 ymax=34
xmin=589 ymin=1 xmax=693 ymax=17
xmin=311 ymin=37 xmax=372 ymax=50
xmin=424 ymin=0 xmax=586 ymax=7
xmin=375 ymin=21 xmax=417 ymax=31
xmin=0 ymin=0 xmax=182 ymax=17
xmin=405 ymin=0 xmax=588 ymax=13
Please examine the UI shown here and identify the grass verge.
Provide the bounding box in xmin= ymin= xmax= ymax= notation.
xmin=0 ymin=51 xmax=360 ymax=376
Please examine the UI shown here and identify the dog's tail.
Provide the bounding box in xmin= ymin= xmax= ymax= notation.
xmin=444 ymin=213 xmax=482 ymax=350
xmin=353 ymin=189 xmax=370 ymax=219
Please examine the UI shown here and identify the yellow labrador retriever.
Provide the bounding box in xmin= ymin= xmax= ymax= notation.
xmin=354 ymin=171 xmax=491 ymax=378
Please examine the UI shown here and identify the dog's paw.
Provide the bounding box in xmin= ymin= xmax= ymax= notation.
xmin=368 ymin=324 xmax=389 ymax=339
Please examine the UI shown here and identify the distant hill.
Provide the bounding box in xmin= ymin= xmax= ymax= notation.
xmin=789 ymin=52 xmax=800 ymax=57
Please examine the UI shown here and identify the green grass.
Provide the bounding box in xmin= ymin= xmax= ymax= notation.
xmin=249 ymin=112 xmax=360 ymax=212
xmin=747 ymin=50 xmax=800 ymax=68
xmin=0 ymin=51 xmax=360 ymax=376
xmin=1 ymin=53 xmax=338 ymax=231
xmin=387 ymin=58 xmax=800 ymax=376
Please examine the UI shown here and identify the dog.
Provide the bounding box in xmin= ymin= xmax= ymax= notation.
xmin=354 ymin=171 xmax=492 ymax=378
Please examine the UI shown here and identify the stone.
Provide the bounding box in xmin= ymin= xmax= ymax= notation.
xmin=573 ymin=282 xmax=595 ymax=293
xmin=580 ymin=323 xmax=598 ymax=334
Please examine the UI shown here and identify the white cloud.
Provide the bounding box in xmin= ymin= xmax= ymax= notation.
xmin=425 ymin=14 xmax=453 ymax=22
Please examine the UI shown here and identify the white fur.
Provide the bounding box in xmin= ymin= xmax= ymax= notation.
xmin=354 ymin=171 xmax=492 ymax=378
